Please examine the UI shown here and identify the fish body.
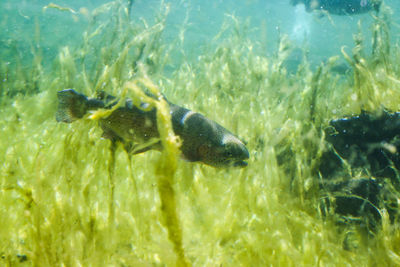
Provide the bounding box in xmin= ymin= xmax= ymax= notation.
xmin=291 ymin=0 xmax=381 ymax=15
xmin=56 ymin=89 xmax=249 ymax=168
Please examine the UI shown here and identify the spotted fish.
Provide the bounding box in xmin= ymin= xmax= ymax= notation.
xmin=56 ymin=89 xmax=249 ymax=167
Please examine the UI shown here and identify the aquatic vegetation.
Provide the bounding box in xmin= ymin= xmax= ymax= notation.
xmin=1 ymin=0 xmax=400 ymax=266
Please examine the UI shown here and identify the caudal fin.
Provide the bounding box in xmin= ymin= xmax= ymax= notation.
xmin=56 ymin=89 xmax=89 ymax=123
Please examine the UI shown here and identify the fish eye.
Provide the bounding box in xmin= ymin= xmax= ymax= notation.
xmin=224 ymin=152 xmax=233 ymax=158
xmin=222 ymin=147 xmax=234 ymax=157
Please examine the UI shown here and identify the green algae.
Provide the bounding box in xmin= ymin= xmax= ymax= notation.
xmin=1 ymin=1 xmax=400 ymax=266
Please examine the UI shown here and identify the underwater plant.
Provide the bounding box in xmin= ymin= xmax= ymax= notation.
xmin=1 ymin=0 xmax=400 ymax=266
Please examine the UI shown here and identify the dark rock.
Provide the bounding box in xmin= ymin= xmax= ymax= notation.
xmin=319 ymin=110 xmax=400 ymax=229
xmin=323 ymin=110 xmax=400 ymax=186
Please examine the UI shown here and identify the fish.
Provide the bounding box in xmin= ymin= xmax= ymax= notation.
xmin=290 ymin=0 xmax=381 ymax=15
xmin=56 ymin=89 xmax=249 ymax=168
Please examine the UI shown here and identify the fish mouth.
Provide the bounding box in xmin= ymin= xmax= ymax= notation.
xmin=230 ymin=146 xmax=250 ymax=167
xmin=233 ymin=160 xmax=248 ymax=167
xmin=214 ymin=157 xmax=248 ymax=168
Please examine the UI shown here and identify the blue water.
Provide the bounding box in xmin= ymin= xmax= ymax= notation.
xmin=1 ymin=0 xmax=399 ymax=75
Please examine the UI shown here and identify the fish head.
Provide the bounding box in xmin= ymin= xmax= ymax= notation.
xmin=172 ymin=107 xmax=250 ymax=168
xmin=197 ymin=134 xmax=249 ymax=168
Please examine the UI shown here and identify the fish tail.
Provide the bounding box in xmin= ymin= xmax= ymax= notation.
xmin=56 ymin=89 xmax=89 ymax=123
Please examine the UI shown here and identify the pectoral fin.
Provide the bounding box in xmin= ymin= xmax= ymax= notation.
xmin=130 ymin=138 xmax=162 ymax=154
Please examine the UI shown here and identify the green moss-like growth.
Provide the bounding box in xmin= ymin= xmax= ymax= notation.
xmin=1 ymin=1 xmax=400 ymax=266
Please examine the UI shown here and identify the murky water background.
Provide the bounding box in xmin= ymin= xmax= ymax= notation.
xmin=2 ymin=0 xmax=399 ymax=73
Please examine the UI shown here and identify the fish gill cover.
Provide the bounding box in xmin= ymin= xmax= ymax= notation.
xmin=1 ymin=0 xmax=400 ymax=266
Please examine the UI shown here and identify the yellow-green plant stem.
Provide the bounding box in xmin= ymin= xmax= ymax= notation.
xmin=125 ymin=78 xmax=188 ymax=266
